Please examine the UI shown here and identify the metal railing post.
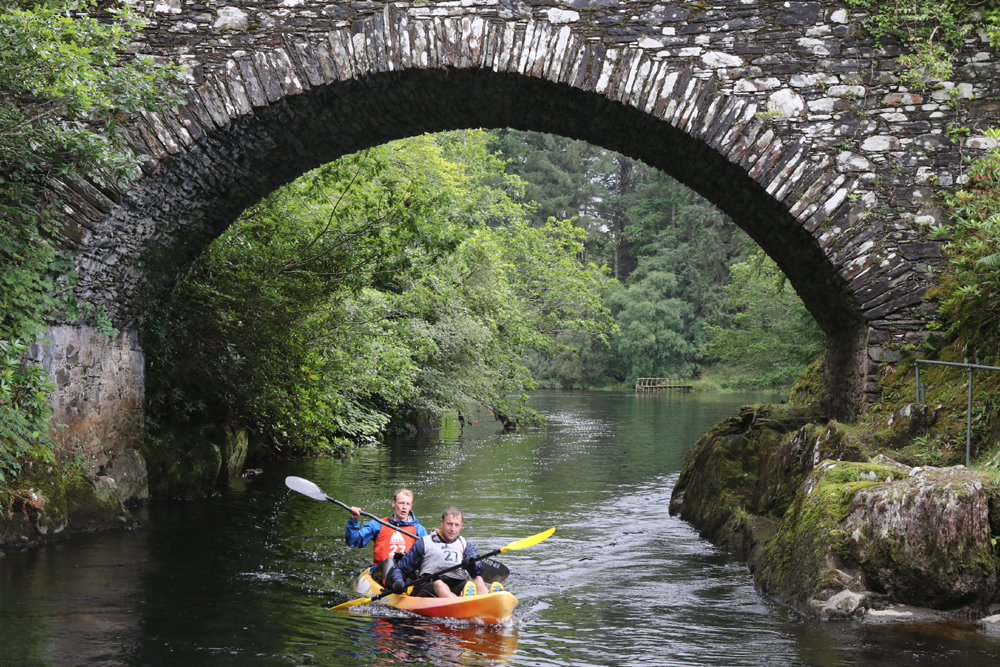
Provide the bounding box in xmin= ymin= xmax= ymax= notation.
xmin=967 ymin=367 xmax=974 ymax=467
xmin=912 ymin=359 xmax=1000 ymax=467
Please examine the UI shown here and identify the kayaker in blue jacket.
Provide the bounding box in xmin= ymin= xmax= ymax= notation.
xmin=345 ymin=488 xmax=428 ymax=582
xmin=386 ymin=506 xmax=499 ymax=598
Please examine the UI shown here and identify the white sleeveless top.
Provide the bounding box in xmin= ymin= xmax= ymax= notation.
xmin=418 ymin=532 xmax=469 ymax=581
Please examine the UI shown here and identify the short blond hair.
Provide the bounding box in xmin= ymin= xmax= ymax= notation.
xmin=394 ymin=488 xmax=413 ymax=502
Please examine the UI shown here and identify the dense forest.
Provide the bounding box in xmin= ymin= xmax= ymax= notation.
xmin=490 ymin=129 xmax=823 ymax=390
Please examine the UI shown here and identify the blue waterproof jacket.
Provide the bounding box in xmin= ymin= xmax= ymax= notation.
xmin=386 ymin=531 xmax=483 ymax=591
xmin=344 ymin=511 xmax=428 ymax=548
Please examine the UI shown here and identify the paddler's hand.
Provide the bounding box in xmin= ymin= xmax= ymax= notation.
xmin=388 ymin=579 xmax=407 ymax=595
xmin=349 ymin=506 xmax=362 ymax=520
xmin=462 ymin=556 xmax=478 ymax=578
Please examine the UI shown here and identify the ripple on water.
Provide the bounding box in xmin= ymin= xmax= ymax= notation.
xmin=4 ymin=392 xmax=1000 ymax=666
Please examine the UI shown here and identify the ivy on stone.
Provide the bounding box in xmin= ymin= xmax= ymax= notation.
xmin=845 ymin=0 xmax=1000 ymax=89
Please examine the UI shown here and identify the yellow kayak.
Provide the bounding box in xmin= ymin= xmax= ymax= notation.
xmin=351 ymin=569 xmax=518 ymax=624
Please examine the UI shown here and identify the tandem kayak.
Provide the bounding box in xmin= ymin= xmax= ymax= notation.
xmin=351 ymin=569 xmax=519 ymax=624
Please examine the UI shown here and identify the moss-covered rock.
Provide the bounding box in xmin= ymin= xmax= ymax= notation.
xmin=840 ymin=465 xmax=999 ymax=609
xmin=754 ymin=460 xmax=1000 ymax=615
xmin=100 ymin=449 xmax=149 ymax=506
xmin=870 ymin=402 xmax=939 ymax=450
xmin=141 ymin=423 xmax=224 ymax=499
xmin=672 ymin=399 xmax=1000 ymax=617
xmin=789 ymin=354 xmax=825 ymax=407
xmin=0 ymin=457 xmax=132 ymax=548
xmin=752 ymin=460 xmax=911 ymax=614
xmin=65 ymin=476 xmax=132 ymax=533
xmin=669 ymin=404 xmax=863 ymax=552
xmin=218 ymin=423 xmax=248 ymax=485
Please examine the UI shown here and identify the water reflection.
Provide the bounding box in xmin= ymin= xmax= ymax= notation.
xmin=3 ymin=391 xmax=1000 ymax=666
xmin=343 ymin=618 xmax=518 ymax=666
xmin=0 ymin=529 xmax=147 ymax=667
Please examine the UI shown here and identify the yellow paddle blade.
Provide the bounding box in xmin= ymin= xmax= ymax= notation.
xmin=331 ymin=596 xmax=373 ymax=611
xmin=498 ymin=527 xmax=554 ymax=553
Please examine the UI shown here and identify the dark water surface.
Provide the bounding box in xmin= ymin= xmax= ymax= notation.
xmin=3 ymin=391 xmax=1000 ymax=666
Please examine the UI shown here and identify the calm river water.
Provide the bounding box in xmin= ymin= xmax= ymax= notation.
xmin=3 ymin=390 xmax=1000 ymax=666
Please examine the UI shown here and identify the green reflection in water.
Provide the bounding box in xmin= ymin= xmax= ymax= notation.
xmin=2 ymin=391 xmax=1000 ymax=666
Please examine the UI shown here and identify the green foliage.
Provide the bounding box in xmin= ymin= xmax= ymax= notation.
xmin=495 ymin=132 xmax=821 ymax=388
xmin=0 ymin=0 xmax=177 ymax=481
xmin=702 ymin=256 xmax=824 ymax=390
xmin=0 ymin=339 xmax=57 ymax=482
xmin=144 ymin=131 xmax=614 ymax=452
xmin=605 ymin=272 xmax=700 ymax=379
xmin=621 ymin=171 xmax=738 ymax=323
xmin=393 ymin=215 xmax=613 ymax=425
xmin=844 ymin=0 xmax=1000 ymax=90
xmin=488 ymin=129 xmax=608 ymax=229
xmin=493 ymin=133 xmax=743 ymax=385
xmin=931 ymin=128 xmax=1000 ymax=354
xmin=591 ymin=155 xmax=646 ymax=280
xmin=597 ymin=171 xmax=750 ymax=382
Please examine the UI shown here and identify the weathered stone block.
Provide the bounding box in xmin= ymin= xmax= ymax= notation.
xmin=29 ymin=325 xmax=144 ymax=468
xmin=100 ymin=449 xmax=150 ymax=506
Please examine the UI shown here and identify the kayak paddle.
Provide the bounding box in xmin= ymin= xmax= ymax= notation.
xmin=331 ymin=526 xmax=555 ymax=611
xmin=284 ymin=476 xmax=417 ymax=539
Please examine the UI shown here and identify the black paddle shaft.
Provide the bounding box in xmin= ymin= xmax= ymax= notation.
xmin=325 ymin=496 xmax=416 ymax=538
xmin=371 ymin=547 xmax=503 ymax=603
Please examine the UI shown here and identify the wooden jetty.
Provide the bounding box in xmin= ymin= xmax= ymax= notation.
xmin=635 ymin=377 xmax=692 ymax=393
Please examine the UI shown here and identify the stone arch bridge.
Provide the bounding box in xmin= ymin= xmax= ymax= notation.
xmin=34 ymin=0 xmax=1000 ymax=470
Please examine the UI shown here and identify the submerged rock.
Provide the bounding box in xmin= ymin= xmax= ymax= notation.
xmin=979 ymin=613 xmax=1000 ymax=636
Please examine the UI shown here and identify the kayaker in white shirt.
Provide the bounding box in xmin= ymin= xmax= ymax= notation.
xmin=386 ymin=507 xmax=492 ymax=597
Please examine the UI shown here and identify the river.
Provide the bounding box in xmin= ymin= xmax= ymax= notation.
xmin=2 ymin=390 xmax=1000 ymax=666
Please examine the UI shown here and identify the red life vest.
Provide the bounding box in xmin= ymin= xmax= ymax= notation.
xmin=372 ymin=517 xmax=418 ymax=564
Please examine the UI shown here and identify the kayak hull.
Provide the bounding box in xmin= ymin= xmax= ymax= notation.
xmin=352 ymin=570 xmax=518 ymax=624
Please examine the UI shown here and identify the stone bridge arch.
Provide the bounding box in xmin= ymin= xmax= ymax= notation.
xmin=37 ymin=0 xmax=999 ymax=467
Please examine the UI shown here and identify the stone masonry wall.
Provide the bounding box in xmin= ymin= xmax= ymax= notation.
xmin=28 ymin=326 xmax=144 ymax=468
xmin=37 ymin=0 xmax=1000 ymax=459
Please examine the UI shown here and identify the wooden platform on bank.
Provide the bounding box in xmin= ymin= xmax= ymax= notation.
xmin=635 ymin=377 xmax=692 ymax=393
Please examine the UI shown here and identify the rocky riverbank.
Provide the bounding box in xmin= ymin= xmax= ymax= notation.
xmin=670 ymin=403 xmax=1000 ymax=619
xmin=0 ymin=457 xmax=140 ymax=548
xmin=0 ymin=422 xmax=250 ymax=549
xmin=0 ymin=409 xmax=451 ymax=549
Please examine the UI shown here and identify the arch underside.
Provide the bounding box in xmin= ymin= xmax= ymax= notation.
xmin=62 ymin=65 xmax=894 ymax=425
xmin=90 ymin=68 xmax=861 ymax=339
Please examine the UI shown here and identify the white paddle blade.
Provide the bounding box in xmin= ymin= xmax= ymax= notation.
xmin=285 ymin=476 xmax=329 ymax=501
